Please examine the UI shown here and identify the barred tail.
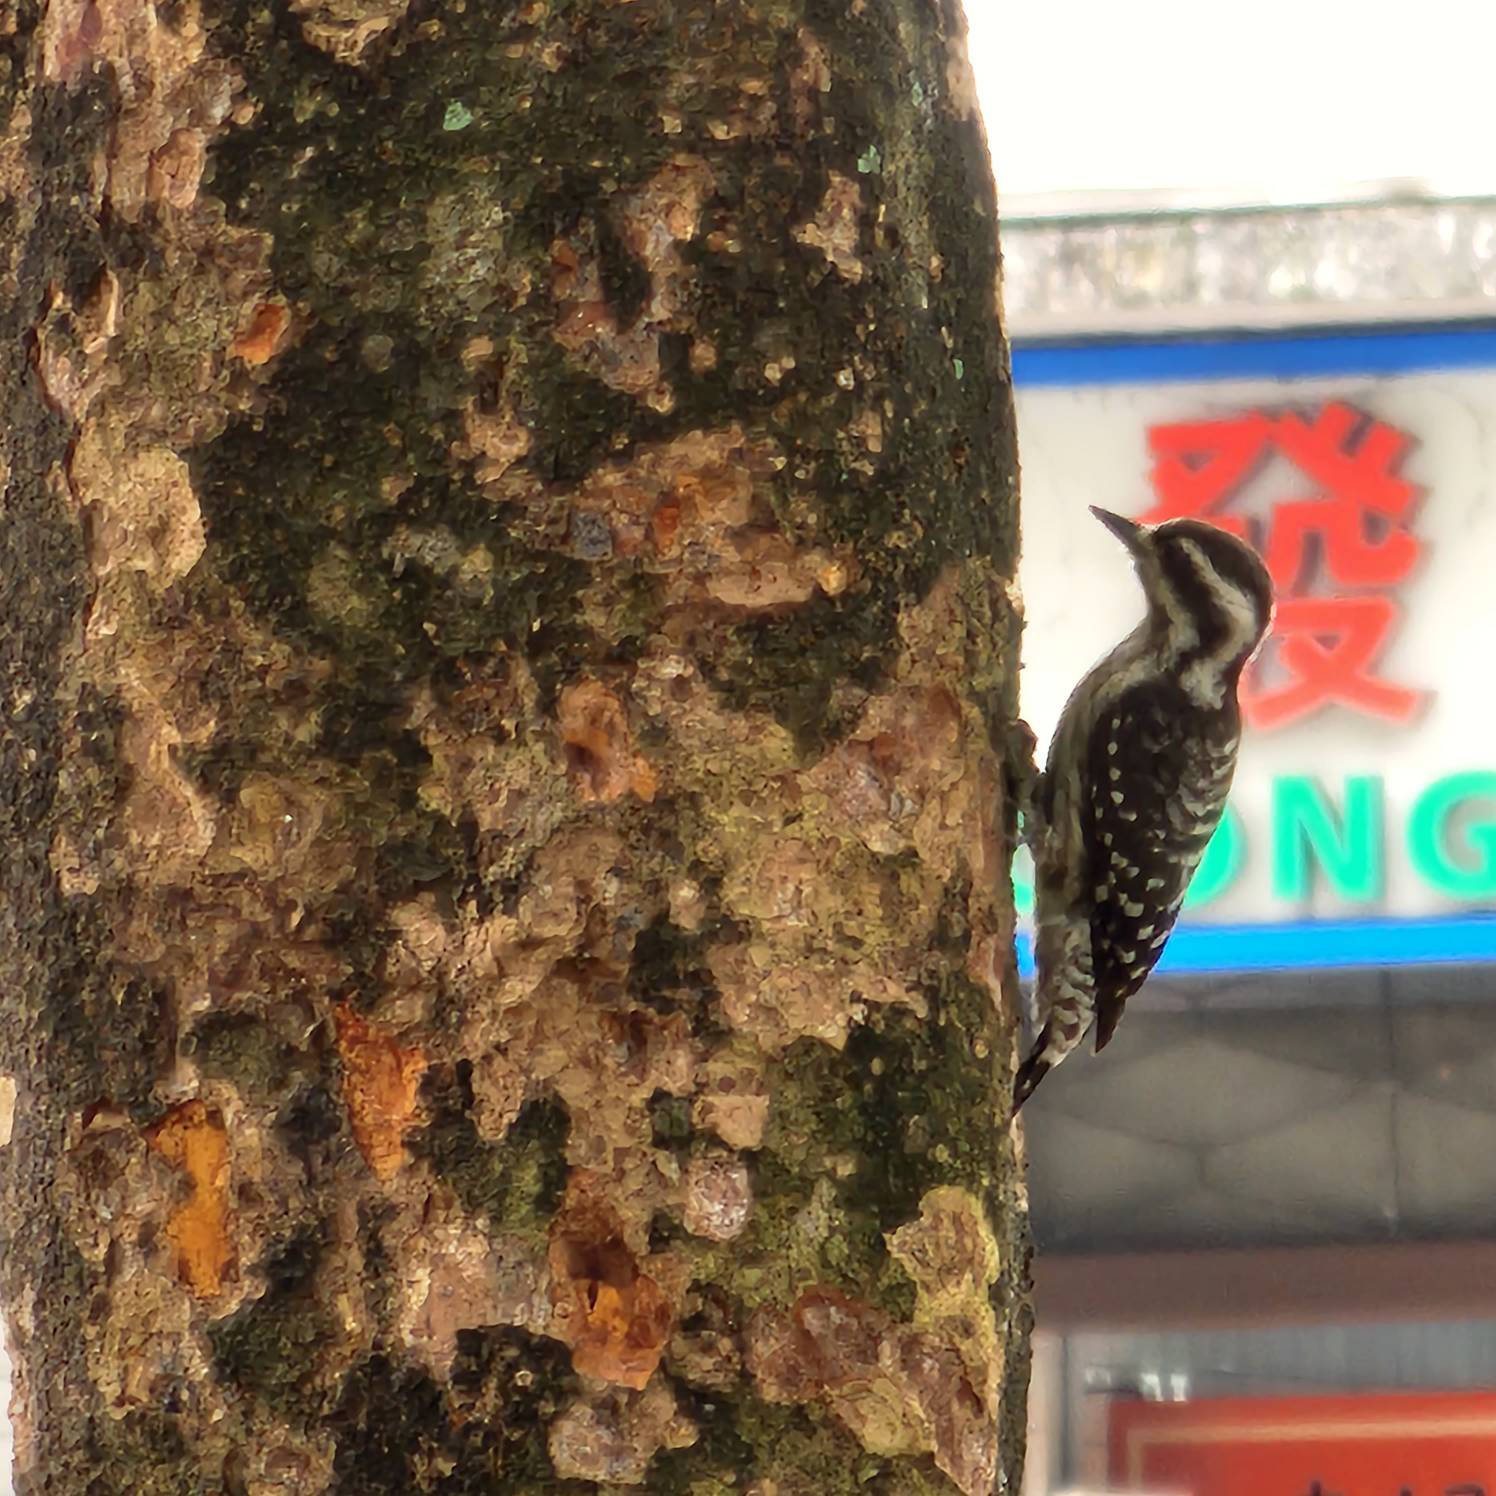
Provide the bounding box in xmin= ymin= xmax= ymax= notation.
xmin=1018 ymin=908 xmax=1095 ymax=1112
xmin=1013 ymin=1023 xmax=1058 ymax=1112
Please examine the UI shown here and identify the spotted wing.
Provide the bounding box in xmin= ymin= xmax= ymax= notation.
xmin=1087 ymin=680 xmax=1238 ymax=1050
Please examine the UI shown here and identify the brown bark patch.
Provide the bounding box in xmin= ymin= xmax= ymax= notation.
xmin=691 ymin=1040 xmax=770 ymax=1149
xmin=547 ymin=422 xmax=856 ymax=612
xmin=146 ymin=1100 xmax=232 ymax=1299
xmin=114 ymin=707 xmax=219 ymax=887
xmin=793 ymin=173 xmax=866 ymax=283
xmin=557 ymin=679 xmax=657 ymax=804
xmin=146 ymin=127 xmax=207 ymax=209
xmin=548 ymin=1380 xmax=697 ymax=1484
xmin=397 ymin=1205 xmax=550 ymax=1377
xmin=708 ymin=938 xmax=923 ymax=1054
xmin=574 ymin=423 xmax=763 ymax=556
xmin=70 ymin=426 xmax=205 ymax=586
xmin=289 ymin=0 xmax=411 ymax=64
xmin=800 ymin=683 xmax=967 ymax=866
xmin=333 ymin=1005 xmax=427 ymax=1182
xmin=34 ymin=271 xmax=119 ymax=422
xmin=681 ymin=1153 xmax=752 ymax=1241
xmin=454 ymin=391 xmax=532 ymax=486
xmin=747 ymin=1282 xmax=998 ymax=1496
xmin=408 ymin=662 xmax=570 ymax=857
xmin=886 ymin=1186 xmax=1004 ymax=1414
xmin=550 ymin=156 xmax=715 ymax=411
xmin=945 ymin=26 xmax=982 ymax=120
xmin=209 ymin=770 xmax=348 ymax=891
xmin=486 ymin=417 xmax=856 ymax=618
xmin=789 ymin=28 xmax=832 ymax=132
xmin=703 ymin=529 xmax=851 ymax=609
xmin=40 ymin=0 xmax=244 ymax=219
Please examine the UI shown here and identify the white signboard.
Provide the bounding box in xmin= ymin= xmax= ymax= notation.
xmin=1013 ymin=339 xmax=1496 ymax=970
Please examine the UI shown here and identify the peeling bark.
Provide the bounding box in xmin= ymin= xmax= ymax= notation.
xmin=0 ymin=0 xmax=1030 ymax=1492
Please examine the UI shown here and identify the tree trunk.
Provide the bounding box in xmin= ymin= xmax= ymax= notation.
xmin=0 ymin=0 xmax=1028 ymax=1491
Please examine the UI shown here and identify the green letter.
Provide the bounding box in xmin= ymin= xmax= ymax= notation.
xmin=1409 ymin=772 xmax=1496 ymax=897
xmin=1272 ymin=776 xmax=1384 ymax=901
xmin=1012 ymin=845 xmax=1033 ymax=918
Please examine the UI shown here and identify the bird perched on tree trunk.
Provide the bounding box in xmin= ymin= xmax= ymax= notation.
xmin=1012 ymin=506 xmax=1274 ymax=1111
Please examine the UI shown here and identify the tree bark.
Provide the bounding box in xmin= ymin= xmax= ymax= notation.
xmin=0 ymin=0 xmax=1028 ymax=1492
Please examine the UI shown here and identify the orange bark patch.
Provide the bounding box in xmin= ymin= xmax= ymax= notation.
xmin=231 ymin=301 xmax=290 ymax=365
xmin=549 ymin=1186 xmax=675 ymax=1389
xmin=333 ymin=1005 xmax=427 ymax=1181
xmin=650 ymin=499 xmax=681 ymax=554
xmin=147 ymin=1101 xmax=232 ymax=1298
xmin=557 ymin=680 xmax=657 ymax=804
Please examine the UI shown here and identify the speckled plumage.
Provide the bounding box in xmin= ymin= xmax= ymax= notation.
xmin=1014 ymin=509 xmax=1273 ymax=1110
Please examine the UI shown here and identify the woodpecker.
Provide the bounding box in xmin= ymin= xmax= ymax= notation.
xmin=1012 ymin=506 xmax=1274 ymax=1111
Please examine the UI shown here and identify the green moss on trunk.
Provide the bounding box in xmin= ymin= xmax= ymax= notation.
xmin=0 ymin=0 xmax=1028 ymax=1491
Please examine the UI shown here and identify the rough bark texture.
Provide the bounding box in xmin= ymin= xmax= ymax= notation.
xmin=0 ymin=0 xmax=1028 ymax=1492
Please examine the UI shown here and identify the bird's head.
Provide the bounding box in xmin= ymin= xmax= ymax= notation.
xmin=1091 ymin=506 xmax=1275 ymax=685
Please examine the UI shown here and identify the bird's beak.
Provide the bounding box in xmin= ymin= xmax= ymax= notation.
xmin=1090 ymin=506 xmax=1149 ymax=556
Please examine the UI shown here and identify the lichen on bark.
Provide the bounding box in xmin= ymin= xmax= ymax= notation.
xmin=0 ymin=0 xmax=1029 ymax=1492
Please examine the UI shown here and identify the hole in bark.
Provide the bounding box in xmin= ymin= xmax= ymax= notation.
xmin=563 ymin=738 xmax=603 ymax=792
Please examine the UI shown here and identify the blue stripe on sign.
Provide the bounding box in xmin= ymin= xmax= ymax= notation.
xmin=1009 ymin=324 xmax=1496 ymax=389
xmin=1014 ymin=915 xmax=1496 ymax=980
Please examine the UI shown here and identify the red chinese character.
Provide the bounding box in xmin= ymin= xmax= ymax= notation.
xmin=1143 ymin=402 xmax=1424 ymax=730
xmin=1262 ymin=494 xmax=1418 ymax=591
xmin=1246 ymin=597 xmax=1421 ymax=730
xmin=1144 ymin=415 xmax=1268 ymax=539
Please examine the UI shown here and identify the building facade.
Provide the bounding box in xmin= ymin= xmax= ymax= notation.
xmin=1010 ymin=191 xmax=1496 ymax=1496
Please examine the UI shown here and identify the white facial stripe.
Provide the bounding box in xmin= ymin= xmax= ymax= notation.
xmin=1175 ymin=536 xmax=1264 ymax=707
xmin=1143 ymin=527 xmax=1199 ymax=663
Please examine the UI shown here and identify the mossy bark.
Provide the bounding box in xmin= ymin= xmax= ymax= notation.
xmin=0 ymin=1 xmax=1029 ymax=1492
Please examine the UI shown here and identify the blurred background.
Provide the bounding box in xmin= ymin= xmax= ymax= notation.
xmin=968 ymin=2 xmax=1496 ymax=1492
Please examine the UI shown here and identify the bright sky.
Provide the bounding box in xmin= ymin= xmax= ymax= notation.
xmin=965 ymin=0 xmax=1496 ymax=209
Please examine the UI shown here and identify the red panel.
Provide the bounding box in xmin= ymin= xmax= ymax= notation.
xmin=1109 ymin=1392 xmax=1496 ymax=1495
